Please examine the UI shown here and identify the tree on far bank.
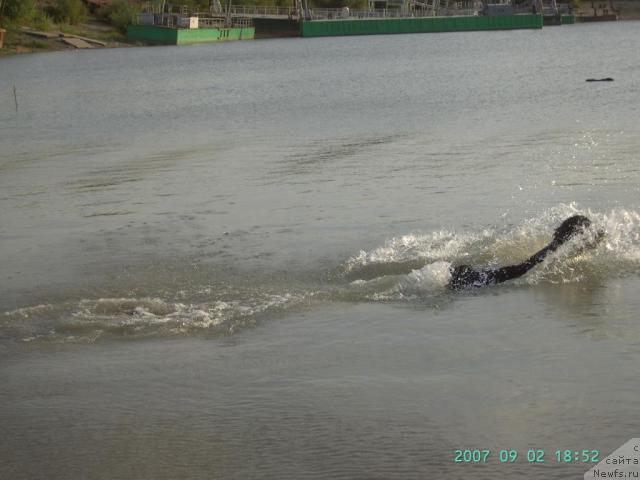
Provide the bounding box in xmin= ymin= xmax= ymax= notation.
xmin=54 ymin=0 xmax=88 ymax=24
xmin=0 ymin=0 xmax=37 ymax=25
xmin=98 ymin=0 xmax=141 ymax=32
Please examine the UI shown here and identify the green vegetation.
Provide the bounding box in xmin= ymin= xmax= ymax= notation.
xmin=0 ymin=0 xmax=125 ymax=54
xmin=0 ymin=29 xmax=52 ymax=54
xmin=57 ymin=21 xmax=126 ymax=42
xmin=32 ymin=11 xmax=54 ymax=31
xmin=0 ymin=0 xmax=37 ymax=25
xmin=53 ymin=0 xmax=88 ymax=24
xmin=98 ymin=0 xmax=142 ymax=32
xmin=23 ymin=38 xmax=50 ymax=48
xmin=0 ymin=0 xmax=87 ymax=27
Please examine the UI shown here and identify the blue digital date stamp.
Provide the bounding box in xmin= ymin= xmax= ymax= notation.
xmin=453 ymin=449 xmax=600 ymax=464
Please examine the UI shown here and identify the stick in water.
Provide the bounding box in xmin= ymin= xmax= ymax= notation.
xmin=13 ymin=85 xmax=18 ymax=112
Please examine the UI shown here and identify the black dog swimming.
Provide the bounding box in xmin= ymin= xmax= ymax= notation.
xmin=449 ymin=215 xmax=603 ymax=290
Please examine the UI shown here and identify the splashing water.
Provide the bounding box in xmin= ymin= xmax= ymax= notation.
xmin=3 ymin=293 xmax=309 ymax=344
xmin=341 ymin=205 xmax=640 ymax=297
xmin=3 ymin=204 xmax=640 ymax=343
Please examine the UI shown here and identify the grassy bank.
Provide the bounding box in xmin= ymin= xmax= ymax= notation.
xmin=0 ymin=19 xmax=129 ymax=56
xmin=0 ymin=0 xmax=143 ymax=55
xmin=1 ymin=20 xmax=130 ymax=55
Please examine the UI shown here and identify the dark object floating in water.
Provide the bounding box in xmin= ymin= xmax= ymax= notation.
xmin=586 ymin=78 xmax=614 ymax=82
xmin=449 ymin=215 xmax=604 ymax=290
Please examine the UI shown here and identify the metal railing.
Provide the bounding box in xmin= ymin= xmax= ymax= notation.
xmin=197 ymin=17 xmax=227 ymax=28
xmin=305 ymin=6 xmax=480 ymax=19
xmin=229 ymin=16 xmax=254 ymax=27
xmin=226 ymin=5 xmax=298 ymax=17
xmin=134 ymin=12 xmax=253 ymax=28
xmin=139 ymin=2 xmax=544 ymax=23
xmin=194 ymin=15 xmax=254 ymax=27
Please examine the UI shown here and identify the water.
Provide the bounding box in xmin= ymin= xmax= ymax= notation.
xmin=2 ymin=22 xmax=640 ymax=479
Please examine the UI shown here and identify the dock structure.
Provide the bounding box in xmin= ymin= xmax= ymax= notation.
xmin=295 ymin=0 xmax=549 ymax=36
xmin=128 ymin=0 xmax=576 ymax=43
xmin=60 ymin=37 xmax=94 ymax=49
xmin=314 ymin=0 xmax=584 ymax=35
xmin=301 ymin=13 xmax=543 ymax=36
xmin=127 ymin=3 xmax=255 ymax=44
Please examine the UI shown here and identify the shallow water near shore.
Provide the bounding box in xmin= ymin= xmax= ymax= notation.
xmin=2 ymin=22 xmax=640 ymax=479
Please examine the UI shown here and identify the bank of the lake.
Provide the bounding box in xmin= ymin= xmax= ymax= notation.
xmin=3 ymin=0 xmax=640 ymax=57
xmin=0 ymin=20 xmax=130 ymax=56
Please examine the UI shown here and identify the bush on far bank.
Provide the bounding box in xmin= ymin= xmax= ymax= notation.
xmin=0 ymin=0 xmax=88 ymax=26
xmin=0 ymin=0 xmax=38 ymax=25
xmin=33 ymin=11 xmax=54 ymax=31
xmin=53 ymin=0 xmax=88 ymax=24
xmin=98 ymin=0 xmax=141 ymax=32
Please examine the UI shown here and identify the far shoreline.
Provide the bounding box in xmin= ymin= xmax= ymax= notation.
xmin=2 ymin=3 xmax=640 ymax=58
xmin=0 ymin=18 xmax=148 ymax=57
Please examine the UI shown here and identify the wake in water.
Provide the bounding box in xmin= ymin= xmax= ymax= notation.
xmin=2 ymin=291 xmax=310 ymax=344
xmin=3 ymin=204 xmax=640 ymax=343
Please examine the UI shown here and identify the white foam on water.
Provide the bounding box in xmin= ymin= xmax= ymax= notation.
xmin=5 ymin=204 xmax=640 ymax=342
xmin=343 ymin=229 xmax=492 ymax=274
xmin=341 ymin=204 xmax=640 ymax=297
xmin=396 ymin=261 xmax=453 ymax=297
xmin=73 ymin=294 xmax=303 ymax=333
xmin=523 ymin=207 xmax=640 ymax=285
xmin=3 ymin=304 xmax=56 ymax=319
xmin=2 ymin=292 xmax=307 ymax=343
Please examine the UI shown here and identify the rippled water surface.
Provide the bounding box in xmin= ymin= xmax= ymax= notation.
xmin=2 ymin=22 xmax=640 ymax=479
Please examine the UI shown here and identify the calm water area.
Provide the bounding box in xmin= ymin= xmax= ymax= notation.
xmin=1 ymin=21 xmax=640 ymax=479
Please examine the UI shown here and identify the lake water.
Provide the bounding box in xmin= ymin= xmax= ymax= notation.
xmin=1 ymin=21 xmax=640 ymax=479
